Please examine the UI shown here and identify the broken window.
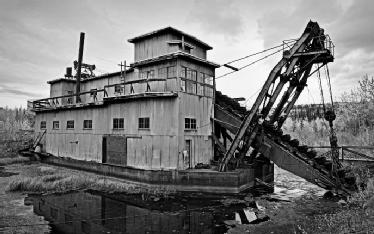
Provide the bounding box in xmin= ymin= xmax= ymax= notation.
xmin=186 ymin=80 xmax=196 ymax=94
xmin=138 ymin=117 xmax=150 ymax=129
xmin=40 ymin=121 xmax=46 ymax=129
xmin=185 ymin=118 xmax=197 ymax=130
xmin=204 ymin=75 xmax=214 ymax=85
xmin=83 ymin=120 xmax=92 ymax=129
xmin=180 ymin=79 xmax=186 ymax=91
xmin=52 ymin=121 xmax=59 ymax=129
xmin=113 ymin=118 xmax=124 ymax=129
xmin=180 ymin=66 xmax=187 ymax=78
xmin=66 ymin=120 xmax=74 ymax=129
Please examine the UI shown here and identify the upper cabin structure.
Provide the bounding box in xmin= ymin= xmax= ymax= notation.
xmin=31 ymin=27 xmax=220 ymax=171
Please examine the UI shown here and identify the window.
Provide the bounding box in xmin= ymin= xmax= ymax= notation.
xmin=67 ymin=90 xmax=73 ymax=104
xmin=158 ymin=67 xmax=167 ymax=78
xmin=197 ymin=83 xmax=204 ymax=96
xmin=40 ymin=121 xmax=46 ymax=129
xmin=65 ymin=214 xmax=73 ymax=225
xmin=50 ymin=207 xmax=58 ymax=219
xmin=198 ymin=72 xmax=205 ymax=83
xmin=114 ymin=84 xmax=122 ymax=93
xmin=204 ymin=75 xmax=214 ymax=85
xmin=185 ymin=118 xmax=197 ymax=130
xmin=180 ymin=66 xmax=187 ymax=78
xmin=191 ymin=70 xmax=197 ymax=81
xmin=186 ymin=80 xmax=196 ymax=93
xmin=138 ymin=117 xmax=150 ymax=129
xmin=52 ymin=121 xmax=59 ymax=129
xmin=113 ymin=118 xmax=124 ymax=129
xmin=167 ymin=66 xmax=176 ymax=78
xmin=180 ymin=79 xmax=186 ymax=91
xmin=66 ymin=120 xmax=74 ymax=129
xmin=81 ymin=221 xmax=91 ymax=234
xmin=83 ymin=120 xmax=92 ymax=129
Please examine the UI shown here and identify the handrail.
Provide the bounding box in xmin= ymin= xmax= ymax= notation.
xmin=309 ymin=145 xmax=374 ymax=149
xmin=34 ymin=88 xmax=105 ymax=102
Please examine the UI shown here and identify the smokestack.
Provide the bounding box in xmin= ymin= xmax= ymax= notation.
xmin=76 ymin=32 xmax=85 ymax=103
xmin=65 ymin=67 xmax=72 ymax=78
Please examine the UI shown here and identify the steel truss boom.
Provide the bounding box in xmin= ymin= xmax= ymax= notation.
xmin=219 ymin=21 xmax=334 ymax=171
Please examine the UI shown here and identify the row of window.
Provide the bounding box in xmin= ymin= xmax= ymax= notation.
xmin=40 ymin=117 xmax=198 ymax=130
xmin=138 ymin=66 xmax=177 ymax=79
xmin=40 ymin=118 xmax=149 ymax=130
xmin=137 ymin=66 xmax=213 ymax=85
xmin=180 ymin=67 xmax=214 ymax=85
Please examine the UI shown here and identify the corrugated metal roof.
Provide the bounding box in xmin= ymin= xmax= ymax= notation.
xmin=128 ymin=26 xmax=213 ymax=50
xmin=130 ymin=51 xmax=220 ymax=68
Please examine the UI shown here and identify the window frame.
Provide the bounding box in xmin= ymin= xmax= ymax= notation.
xmin=138 ymin=117 xmax=150 ymax=129
xmin=66 ymin=120 xmax=74 ymax=129
xmin=185 ymin=118 xmax=197 ymax=130
xmin=52 ymin=121 xmax=59 ymax=130
xmin=40 ymin=121 xmax=47 ymax=130
xmin=113 ymin=118 xmax=124 ymax=129
xmin=83 ymin=120 xmax=93 ymax=130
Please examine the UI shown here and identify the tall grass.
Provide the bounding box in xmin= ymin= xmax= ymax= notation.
xmin=6 ymin=166 xmax=175 ymax=196
xmin=0 ymin=156 xmax=30 ymax=165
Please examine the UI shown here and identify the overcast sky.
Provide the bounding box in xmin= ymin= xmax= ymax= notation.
xmin=0 ymin=0 xmax=373 ymax=108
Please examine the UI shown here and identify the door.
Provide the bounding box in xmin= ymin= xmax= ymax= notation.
xmin=103 ymin=135 xmax=127 ymax=166
xmin=184 ymin=140 xmax=192 ymax=169
xmin=102 ymin=136 xmax=107 ymax=163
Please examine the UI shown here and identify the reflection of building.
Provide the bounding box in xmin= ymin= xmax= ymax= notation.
xmin=0 ymin=120 xmax=4 ymax=131
xmin=31 ymin=192 xmax=222 ymax=234
xmin=28 ymin=27 xmax=273 ymax=193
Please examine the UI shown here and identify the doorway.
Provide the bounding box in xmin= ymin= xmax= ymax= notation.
xmin=184 ymin=139 xmax=192 ymax=169
xmin=102 ymin=135 xmax=127 ymax=166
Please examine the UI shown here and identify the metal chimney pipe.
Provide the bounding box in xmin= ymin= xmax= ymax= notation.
xmin=76 ymin=32 xmax=85 ymax=103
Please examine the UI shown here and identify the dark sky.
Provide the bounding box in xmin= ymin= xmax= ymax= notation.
xmin=1 ymin=0 xmax=373 ymax=107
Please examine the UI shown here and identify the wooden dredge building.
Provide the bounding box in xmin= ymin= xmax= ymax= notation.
xmin=30 ymin=27 xmax=273 ymax=193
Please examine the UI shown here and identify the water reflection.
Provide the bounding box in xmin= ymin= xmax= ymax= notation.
xmin=29 ymin=192 xmax=245 ymax=234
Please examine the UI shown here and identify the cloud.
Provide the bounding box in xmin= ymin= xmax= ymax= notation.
xmin=330 ymin=0 xmax=374 ymax=54
xmin=255 ymin=0 xmax=374 ymax=98
xmin=0 ymin=84 xmax=40 ymax=98
xmin=189 ymin=0 xmax=243 ymax=40
xmin=257 ymin=0 xmax=343 ymax=48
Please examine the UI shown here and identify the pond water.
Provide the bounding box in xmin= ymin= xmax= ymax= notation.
xmin=27 ymin=166 xmax=336 ymax=234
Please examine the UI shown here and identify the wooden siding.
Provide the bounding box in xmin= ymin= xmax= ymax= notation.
xmin=133 ymin=32 xmax=207 ymax=62
xmin=35 ymin=98 xmax=184 ymax=169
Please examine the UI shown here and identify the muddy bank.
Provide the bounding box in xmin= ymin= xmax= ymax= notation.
xmin=0 ymin=164 xmax=50 ymax=234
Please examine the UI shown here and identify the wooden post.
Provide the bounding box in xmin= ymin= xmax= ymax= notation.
xmin=123 ymin=60 xmax=126 ymax=94
xmin=76 ymin=32 xmax=85 ymax=103
xmin=118 ymin=60 xmax=127 ymax=94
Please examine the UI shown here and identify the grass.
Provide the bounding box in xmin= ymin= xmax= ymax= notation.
xmin=6 ymin=165 xmax=175 ymax=196
xmin=0 ymin=156 xmax=30 ymax=165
